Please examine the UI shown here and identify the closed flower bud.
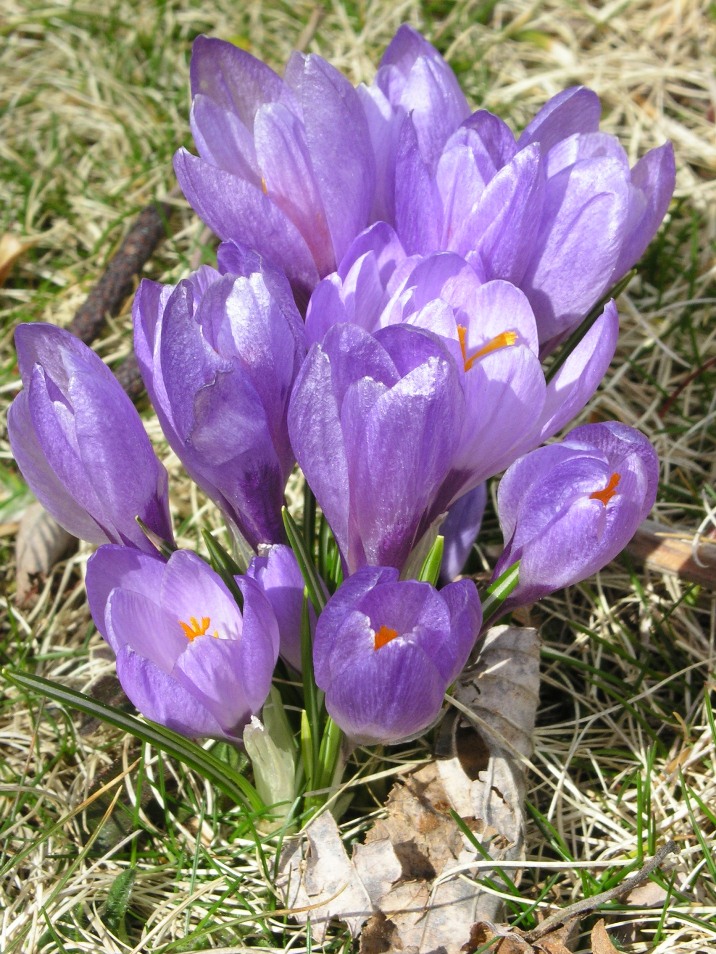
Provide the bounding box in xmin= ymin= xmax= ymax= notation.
xmin=493 ymin=422 xmax=659 ymax=610
xmin=8 ymin=323 xmax=172 ymax=553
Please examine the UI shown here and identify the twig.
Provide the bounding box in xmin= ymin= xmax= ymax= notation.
xmin=69 ymin=198 xmax=174 ymax=344
xmin=523 ymin=841 xmax=680 ymax=943
xmin=295 ymin=5 xmax=326 ymax=53
xmin=626 ymin=520 xmax=716 ymax=589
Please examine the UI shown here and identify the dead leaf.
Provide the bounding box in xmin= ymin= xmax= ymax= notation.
xmin=464 ymin=921 xmax=533 ymax=953
xmin=591 ymin=919 xmax=619 ymax=954
xmin=533 ymin=921 xmax=577 ymax=953
xmin=0 ymin=232 xmax=34 ymax=287
xmin=278 ymin=810 xmax=375 ymax=942
xmin=15 ymin=503 xmax=77 ymax=606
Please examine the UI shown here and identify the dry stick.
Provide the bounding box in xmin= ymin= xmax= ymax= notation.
xmin=70 ymin=199 xmax=174 ymax=344
xmin=523 ymin=840 xmax=680 ymax=943
xmin=70 ymin=196 xmax=176 ymax=399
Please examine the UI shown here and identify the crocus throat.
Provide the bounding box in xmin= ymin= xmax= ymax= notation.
xmin=589 ymin=472 xmax=621 ymax=506
xmin=374 ymin=624 xmax=399 ymax=651
xmin=457 ymin=324 xmax=518 ymax=372
xmin=180 ymin=615 xmax=219 ymax=641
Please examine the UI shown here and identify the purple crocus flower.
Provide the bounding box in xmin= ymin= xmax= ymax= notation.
xmin=133 ymin=244 xmax=306 ymax=551
xmin=305 ymin=232 xmax=620 ymax=507
xmin=8 ymin=323 xmax=173 ymax=553
xmin=86 ymin=546 xmax=279 ymax=741
xmin=288 ymin=320 xmax=464 ymax=574
xmin=492 ymin=421 xmax=659 ymax=611
xmin=174 ymin=36 xmax=376 ymax=304
xmin=247 ymin=544 xmax=310 ymax=672
xmin=313 ymin=566 xmax=482 ymax=744
xmin=357 ymin=24 xmax=470 ymax=222
xmin=395 ymin=108 xmax=674 ymax=348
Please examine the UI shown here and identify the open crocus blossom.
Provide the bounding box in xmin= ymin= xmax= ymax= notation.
xmin=8 ymin=324 xmax=173 ymax=553
xmin=134 ymin=244 xmax=306 ymax=552
xmin=174 ymin=36 xmax=376 ymax=304
xmin=313 ymin=566 xmax=482 ymax=744
xmin=361 ymin=31 xmax=674 ymax=349
xmin=393 ymin=88 xmax=674 ymax=349
xmin=306 ymin=228 xmax=620 ymax=507
xmin=86 ymin=547 xmax=280 ymax=741
xmin=288 ymin=320 xmax=464 ymax=574
xmin=492 ymin=421 xmax=659 ymax=612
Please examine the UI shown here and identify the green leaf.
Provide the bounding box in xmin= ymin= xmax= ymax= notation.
xmin=545 ymin=269 xmax=636 ymax=384
xmin=282 ymin=506 xmax=327 ymax=612
xmin=480 ymin=561 xmax=520 ymax=623
xmin=100 ymin=866 xmax=136 ymax=941
xmin=202 ymin=529 xmax=244 ymax=611
xmin=417 ymin=534 xmax=444 ymax=586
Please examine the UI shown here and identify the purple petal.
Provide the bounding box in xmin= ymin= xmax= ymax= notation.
xmin=535 ymin=299 xmax=619 ymax=443
xmin=285 ymin=52 xmax=376 ymax=265
xmin=190 ymin=35 xmax=285 ymax=122
xmin=460 ymin=144 xmax=546 ymax=284
xmin=86 ymin=544 xmax=167 ymax=643
xmin=517 ymin=87 xmax=602 ymax=151
xmin=439 ymin=483 xmax=487 ymax=583
xmin=173 ymin=149 xmax=320 ymax=297
xmin=116 ymin=648 xmax=226 ymax=739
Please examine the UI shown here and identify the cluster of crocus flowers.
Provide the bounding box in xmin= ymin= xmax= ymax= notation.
xmin=8 ymin=25 xmax=670 ymax=768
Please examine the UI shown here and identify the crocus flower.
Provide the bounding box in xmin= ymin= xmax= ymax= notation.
xmin=247 ymin=544 xmax=310 ymax=671
xmin=288 ymin=320 xmax=464 ymax=574
xmin=8 ymin=323 xmax=172 ymax=553
xmin=492 ymin=421 xmax=659 ymax=611
xmin=306 ymin=230 xmax=620 ymax=507
xmin=357 ymin=24 xmax=470 ymax=222
xmin=365 ymin=32 xmax=675 ymax=348
xmin=133 ymin=244 xmax=306 ymax=551
xmin=86 ymin=546 xmax=280 ymax=741
xmin=174 ymin=36 xmax=376 ymax=304
xmin=313 ymin=566 xmax=482 ymax=744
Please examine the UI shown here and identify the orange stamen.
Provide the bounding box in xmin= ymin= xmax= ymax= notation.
xmin=457 ymin=324 xmax=518 ymax=372
xmin=261 ymin=176 xmax=268 ymax=195
xmin=589 ymin=472 xmax=621 ymax=506
xmin=180 ymin=615 xmax=219 ymax=641
xmin=374 ymin=624 xmax=399 ymax=651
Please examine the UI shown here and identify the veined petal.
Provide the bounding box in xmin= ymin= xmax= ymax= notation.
xmin=286 ymin=52 xmax=376 ymax=265
xmin=173 ymin=149 xmax=320 ymax=297
xmin=517 ymin=86 xmax=602 ymax=151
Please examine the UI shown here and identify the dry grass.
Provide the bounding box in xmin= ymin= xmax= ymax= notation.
xmin=1 ymin=0 xmax=715 ymax=951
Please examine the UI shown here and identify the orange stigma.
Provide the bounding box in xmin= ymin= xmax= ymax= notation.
xmin=457 ymin=324 xmax=518 ymax=372
xmin=261 ymin=176 xmax=268 ymax=195
xmin=179 ymin=615 xmax=219 ymax=641
xmin=374 ymin=624 xmax=399 ymax=651
xmin=589 ymin=472 xmax=621 ymax=506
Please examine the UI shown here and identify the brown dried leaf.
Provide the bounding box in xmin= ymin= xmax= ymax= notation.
xmin=465 ymin=922 xmax=533 ymax=953
xmin=359 ymin=625 xmax=540 ymax=951
xmin=591 ymin=919 xmax=619 ymax=954
xmin=0 ymin=232 xmax=34 ymax=287
xmin=533 ymin=922 xmax=578 ymax=953
xmin=277 ymin=810 xmax=375 ymax=942
xmin=15 ymin=503 xmax=76 ymax=606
